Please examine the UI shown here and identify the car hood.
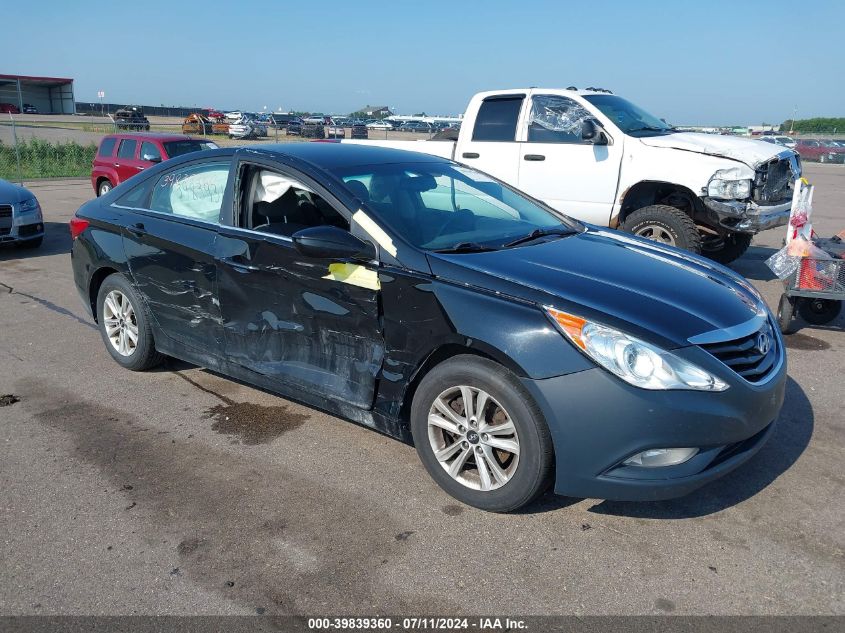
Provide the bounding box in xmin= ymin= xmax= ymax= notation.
xmin=427 ymin=228 xmax=766 ymax=348
xmin=0 ymin=179 xmax=33 ymax=204
xmin=639 ymin=132 xmax=790 ymax=167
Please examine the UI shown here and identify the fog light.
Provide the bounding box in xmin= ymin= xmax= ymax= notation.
xmin=624 ymin=447 xmax=698 ymax=468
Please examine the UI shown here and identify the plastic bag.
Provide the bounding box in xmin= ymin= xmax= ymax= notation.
xmin=766 ymin=247 xmax=801 ymax=279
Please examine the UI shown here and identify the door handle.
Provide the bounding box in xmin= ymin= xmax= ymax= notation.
xmin=462 ymin=152 xmax=480 ymax=159
xmin=114 ymin=163 xmax=120 ymax=168
xmin=136 ymin=166 xmax=145 ymax=171
xmin=222 ymin=256 xmax=259 ymax=272
xmin=126 ymin=222 xmax=146 ymax=237
xmin=524 ymin=154 xmax=546 ymax=161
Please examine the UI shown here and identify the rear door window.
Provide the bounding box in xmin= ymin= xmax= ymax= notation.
xmin=149 ymin=161 xmax=230 ymax=222
xmin=140 ymin=142 xmax=162 ymax=162
xmin=472 ymin=96 xmax=524 ymax=142
xmin=117 ymin=139 xmax=137 ymax=159
xmin=98 ymin=138 xmax=117 ymax=157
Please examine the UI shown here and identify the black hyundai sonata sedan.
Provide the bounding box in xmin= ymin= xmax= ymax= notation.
xmin=70 ymin=143 xmax=786 ymax=512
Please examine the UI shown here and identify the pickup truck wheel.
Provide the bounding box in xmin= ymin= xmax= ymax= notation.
xmin=704 ymin=232 xmax=752 ymax=264
xmin=410 ymin=355 xmax=554 ymax=513
xmin=623 ymin=205 xmax=702 ymax=253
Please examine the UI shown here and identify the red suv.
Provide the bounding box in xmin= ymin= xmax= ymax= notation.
xmin=91 ymin=133 xmax=218 ymax=196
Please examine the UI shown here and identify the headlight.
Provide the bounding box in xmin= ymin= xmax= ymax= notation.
xmin=707 ymin=168 xmax=752 ymax=200
xmin=19 ymin=197 xmax=39 ymax=213
xmin=546 ymin=308 xmax=728 ymax=391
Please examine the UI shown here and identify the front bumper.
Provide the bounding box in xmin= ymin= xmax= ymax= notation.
xmin=0 ymin=218 xmax=44 ymax=244
xmin=521 ymin=346 xmax=787 ymax=501
xmin=702 ymin=197 xmax=791 ymax=234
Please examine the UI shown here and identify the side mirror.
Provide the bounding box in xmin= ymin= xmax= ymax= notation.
xmin=292 ymin=226 xmax=375 ymax=260
xmin=581 ymin=119 xmax=609 ymax=145
xmin=142 ymin=154 xmax=161 ymax=163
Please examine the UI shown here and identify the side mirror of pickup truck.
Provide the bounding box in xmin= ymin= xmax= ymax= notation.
xmin=581 ymin=119 xmax=609 ymax=145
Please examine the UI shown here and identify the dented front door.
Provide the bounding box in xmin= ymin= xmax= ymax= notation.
xmin=214 ymin=229 xmax=384 ymax=409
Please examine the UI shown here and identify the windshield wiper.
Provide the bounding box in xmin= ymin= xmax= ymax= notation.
xmin=502 ymin=227 xmax=575 ymax=248
xmin=433 ymin=242 xmax=497 ymax=254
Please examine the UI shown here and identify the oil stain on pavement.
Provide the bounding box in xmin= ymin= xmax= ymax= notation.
xmin=205 ymin=401 xmax=309 ymax=445
xmin=16 ymin=378 xmax=452 ymax=615
xmin=783 ymin=333 xmax=831 ymax=351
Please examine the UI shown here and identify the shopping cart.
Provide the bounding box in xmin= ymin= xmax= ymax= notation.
xmin=777 ymin=256 xmax=844 ymax=333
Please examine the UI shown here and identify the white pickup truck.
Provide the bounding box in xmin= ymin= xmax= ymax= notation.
xmin=344 ymin=88 xmax=801 ymax=262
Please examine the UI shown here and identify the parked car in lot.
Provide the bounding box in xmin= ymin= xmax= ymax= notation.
xmin=114 ymin=106 xmax=150 ymax=131
xmin=398 ymin=121 xmax=434 ymax=133
xmin=228 ymin=116 xmax=268 ymax=139
xmin=22 ymin=103 xmax=38 ymax=114
xmin=70 ymin=143 xmax=785 ymax=512
xmin=350 ymin=122 xmax=369 ymax=139
xmin=344 ymin=88 xmax=802 ymax=263
xmin=224 ymin=111 xmax=243 ymax=121
xmin=794 ymin=139 xmax=845 ymax=163
xmin=326 ymin=121 xmax=346 ymax=139
xmin=757 ymin=135 xmax=795 ymax=149
xmin=0 ymin=103 xmax=21 ymax=114
xmin=367 ymin=120 xmax=393 ymax=130
xmin=91 ymin=133 xmax=218 ymax=196
xmin=0 ymin=179 xmax=44 ymax=248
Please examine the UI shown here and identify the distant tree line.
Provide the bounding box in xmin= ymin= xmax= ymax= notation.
xmin=780 ymin=118 xmax=845 ymax=133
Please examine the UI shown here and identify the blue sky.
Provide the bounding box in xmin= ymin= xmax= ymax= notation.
xmin=5 ymin=0 xmax=843 ymax=125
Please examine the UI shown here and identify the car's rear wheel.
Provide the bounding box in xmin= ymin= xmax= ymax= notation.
xmin=622 ymin=205 xmax=702 ymax=253
xmin=819 ymin=154 xmax=828 ymax=163
xmin=96 ymin=274 xmax=163 ymax=371
xmin=410 ymin=355 xmax=554 ymax=512
xmin=97 ymin=180 xmax=113 ymax=197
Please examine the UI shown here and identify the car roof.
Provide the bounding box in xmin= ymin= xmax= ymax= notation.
xmin=246 ymin=142 xmax=450 ymax=169
xmin=102 ymin=133 xmax=200 ymax=142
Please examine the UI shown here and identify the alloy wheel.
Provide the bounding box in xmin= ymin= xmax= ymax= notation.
xmin=635 ymin=224 xmax=676 ymax=245
xmin=103 ymin=290 xmax=138 ymax=356
xmin=427 ymin=385 xmax=520 ymax=491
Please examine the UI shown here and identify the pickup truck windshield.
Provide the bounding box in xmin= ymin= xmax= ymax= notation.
xmin=331 ymin=162 xmax=581 ymax=251
xmin=583 ymin=95 xmax=675 ymax=136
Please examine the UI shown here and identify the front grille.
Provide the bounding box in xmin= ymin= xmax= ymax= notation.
xmin=753 ymin=156 xmax=796 ymax=204
xmin=699 ymin=321 xmax=780 ymax=383
xmin=0 ymin=205 xmax=12 ymax=218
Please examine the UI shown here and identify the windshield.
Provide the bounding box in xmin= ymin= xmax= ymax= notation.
xmin=163 ymin=140 xmax=218 ymax=157
xmin=330 ymin=162 xmax=581 ymax=251
xmin=583 ymin=94 xmax=674 ymax=136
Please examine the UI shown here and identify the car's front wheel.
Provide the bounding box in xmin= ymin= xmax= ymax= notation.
xmin=96 ymin=274 xmax=163 ymax=371
xmin=622 ymin=205 xmax=702 ymax=253
xmin=411 ymin=355 xmax=554 ymax=512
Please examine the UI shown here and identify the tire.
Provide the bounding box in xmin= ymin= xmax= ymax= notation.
xmin=622 ymin=205 xmax=702 ymax=253
xmin=705 ymin=232 xmax=753 ymax=264
xmin=777 ymin=294 xmax=796 ymax=334
xmin=97 ymin=179 xmax=113 ymax=197
xmin=798 ymin=298 xmax=842 ymax=325
xmin=410 ymin=355 xmax=554 ymax=512
xmin=96 ymin=273 xmax=164 ymax=371
xmin=819 ymin=154 xmax=827 ymax=164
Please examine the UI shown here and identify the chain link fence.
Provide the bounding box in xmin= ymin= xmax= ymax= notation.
xmin=0 ymin=114 xmax=445 ymax=183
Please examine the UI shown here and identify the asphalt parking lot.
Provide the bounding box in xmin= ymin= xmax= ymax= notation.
xmin=1 ymin=165 xmax=843 ymax=617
